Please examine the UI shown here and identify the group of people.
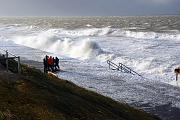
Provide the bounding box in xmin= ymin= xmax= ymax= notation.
xmin=43 ymin=55 xmax=60 ymax=73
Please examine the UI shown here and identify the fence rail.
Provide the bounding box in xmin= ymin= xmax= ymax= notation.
xmin=0 ymin=48 xmax=21 ymax=74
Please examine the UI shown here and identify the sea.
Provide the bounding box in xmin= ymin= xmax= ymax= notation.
xmin=0 ymin=16 xmax=180 ymax=120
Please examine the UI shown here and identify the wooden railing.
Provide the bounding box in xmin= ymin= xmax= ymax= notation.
xmin=0 ymin=48 xmax=21 ymax=74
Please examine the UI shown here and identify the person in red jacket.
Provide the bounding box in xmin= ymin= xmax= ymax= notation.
xmin=48 ymin=56 xmax=54 ymax=72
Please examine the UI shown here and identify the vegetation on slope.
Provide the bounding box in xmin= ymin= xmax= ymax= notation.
xmin=0 ymin=60 xmax=160 ymax=120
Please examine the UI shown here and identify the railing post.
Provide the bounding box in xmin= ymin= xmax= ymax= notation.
xmin=17 ymin=56 xmax=21 ymax=74
xmin=5 ymin=50 xmax=8 ymax=72
xmin=176 ymin=74 xmax=178 ymax=81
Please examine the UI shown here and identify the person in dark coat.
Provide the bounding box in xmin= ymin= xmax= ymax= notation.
xmin=53 ymin=57 xmax=56 ymax=71
xmin=43 ymin=55 xmax=48 ymax=73
xmin=55 ymin=57 xmax=60 ymax=71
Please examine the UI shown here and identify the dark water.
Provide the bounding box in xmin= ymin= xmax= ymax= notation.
xmin=0 ymin=16 xmax=180 ymax=32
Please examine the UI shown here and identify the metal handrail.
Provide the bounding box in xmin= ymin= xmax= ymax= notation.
xmin=107 ymin=60 xmax=119 ymax=70
xmin=107 ymin=60 xmax=141 ymax=77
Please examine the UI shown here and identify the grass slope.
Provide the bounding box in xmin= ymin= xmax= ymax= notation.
xmin=0 ymin=61 xmax=160 ymax=120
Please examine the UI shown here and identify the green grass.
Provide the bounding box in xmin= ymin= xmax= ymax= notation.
xmin=0 ymin=60 xmax=160 ymax=120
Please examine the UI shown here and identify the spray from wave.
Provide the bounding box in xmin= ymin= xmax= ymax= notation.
xmin=43 ymin=28 xmax=180 ymax=40
xmin=47 ymin=27 xmax=113 ymax=37
xmin=11 ymin=29 xmax=113 ymax=60
xmin=1 ymin=26 xmax=178 ymax=79
xmin=10 ymin=27 xmax=180 ymax=61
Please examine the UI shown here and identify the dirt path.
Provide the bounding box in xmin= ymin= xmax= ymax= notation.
xmin=21 ymin=59 xmax=44 ymax=72
xmin=0 ymin=64 xmax=19 ymax=82
xmin=0 ymin=64 xmax=5 ymax=71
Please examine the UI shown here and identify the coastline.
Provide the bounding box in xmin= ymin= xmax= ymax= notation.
xmin=16 ymin=56 xmax=180 ymax=120
xmin=0 ymin=59 xmax=159 ymax=120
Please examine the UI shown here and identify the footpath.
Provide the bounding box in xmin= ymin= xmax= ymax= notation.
xmin=0 ymin=64 xmax=19 ymax=83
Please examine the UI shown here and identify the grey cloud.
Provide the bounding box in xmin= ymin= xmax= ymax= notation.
xmin=0 ymin=0 xmax=179 ymax=16
xmin=135 ymin=0 xmax=178 ymax=4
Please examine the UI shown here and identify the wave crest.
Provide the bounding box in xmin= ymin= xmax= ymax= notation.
xmin=12 ymin=30 xmax=105 ymax=60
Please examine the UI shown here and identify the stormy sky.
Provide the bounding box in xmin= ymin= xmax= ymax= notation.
xmin=0 ymin=0 xmax=179 ymax=16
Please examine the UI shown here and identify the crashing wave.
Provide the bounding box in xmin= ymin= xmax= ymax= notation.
xmin=111 ymin=29 xmax=180 ymax=40
xmin=11 ymin=30 xmax=107 ymax=60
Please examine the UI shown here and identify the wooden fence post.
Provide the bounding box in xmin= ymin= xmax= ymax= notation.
xmin=18 ymin=56 xmax=21 ymax=74
xmin=5 ymin=50 xmax=8 ymax=72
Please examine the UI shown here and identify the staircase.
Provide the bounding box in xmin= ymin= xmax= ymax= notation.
xmin=107 ymin=60 xmax=141 ymax=77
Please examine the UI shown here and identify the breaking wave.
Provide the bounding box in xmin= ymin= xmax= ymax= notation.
xmin=48 ymin=27 xmax=114 ymax=37
xmin=12 ymin=29 xmax=108 ymax=60
xmin=40 ymin=28 xmax=180 ymax=40
xmin=1 ymin=25 xmax=179 ymax=80
xmin=112 ymin=30 xmax=180 ymax=40
xmin=9 ymin=27 xmax=180 ymax=61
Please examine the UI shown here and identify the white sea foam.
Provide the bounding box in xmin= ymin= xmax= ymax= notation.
xmin=0 ymin=25 xmax=179 ymax=82
xmin=1 ymin=23 xmax=180 ymax=119
xmin=112 ymin=56 xmax=165 ymax=75
xmin=12 ymin=29 xmax=106 ymax=60
xmin=112 ymin=29 xmax=180 ymax=40
xmin=5 ymin=26 xmax=179 ymax=42
xmin=42 ymin=27 xmax=180 ymax=41
xmin=86 ymin=24 xmax=92 ymax=27
xmin=58 ymin=27 xmax=113 ymax=36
